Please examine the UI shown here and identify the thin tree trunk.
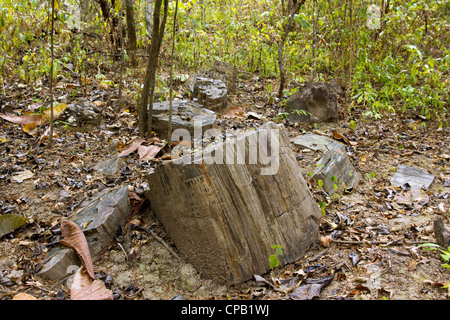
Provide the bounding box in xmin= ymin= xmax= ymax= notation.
xmin=118 ymin=0 xmax=125 ymax=112
xmin=277 ymin=0 xmax=306 ymax=99
xmin=138 ymin=0 xmax=168 ymax=136
xmin=47 ymin=0 xmax=55 ymax=148
xmin=167 ymin=0 xmax=179 ymax=139
xmin=125 ymin=0 xmax=137 ymax=66
xmin=310 ymin=0 xmax=317 ymax=81
xmin=95 ymin=0 xmax=119 ymax=52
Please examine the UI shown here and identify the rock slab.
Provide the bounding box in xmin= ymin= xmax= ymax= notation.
xmin=192 ymin=77 xmax=228 ymax=112
xmin=152 ymin=99 xmax=216 ymax=138
xmin=187 ymin=60 xmax=237 ymax=95
xmin=390 ymin=165 xmax=434 ymax=190
xmin=285 ymin=81 xmax=340 ymax=123
xmin=292 ymin=133 xmax=345 ymax=152
xmin=312 ymin=147 xmax=362 ymax=193
xmin=145 ymin=122 xmax=322 ymax=284
xmin=38 ymin=186 xmax=131 ymax=280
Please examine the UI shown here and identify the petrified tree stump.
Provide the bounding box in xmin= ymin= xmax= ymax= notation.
xmin=312 ymin=147 xmax=362 ymax=194
xmin=145 ymin=122 xmax=322 ymax=284
xmin=192 ymin=77 xmax=228 ymax=112
xmin=152 ymin=99 xmax=216 ymax=138
xmin=38 ymin=186 xmax=132 ymax=280
xmin=285 ymin=81 xmax=340 ymax=123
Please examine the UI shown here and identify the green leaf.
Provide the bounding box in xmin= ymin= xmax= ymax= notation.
xmin=269 ymin=254 xmax=279 ymax=269
xmin=271 ymin=244 xmax=283 ymax=256
xmin=0 ymin=214 xmax=30 ymax=238
xmin=318 ymin=180 xmax=323 ymax=188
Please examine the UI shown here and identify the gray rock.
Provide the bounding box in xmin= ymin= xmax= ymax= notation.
xmin=59 ymin=102 xmax=102 ymax=127
xmin=187 ymin=60 xmax=237 ymax=95
xmin=93 ymin=156 xmax=125 ymax=175
xmin=312 ymin=147 xmax=361 ymax=193
xmin=390 ymin=165 xmax=435 ymax=190
xmin=38 ymin=186 xmax=131 ymax=280
xmin=192 ymin=77 xmax=228 ymax=112
xmin=152 ymin=99 xmax=216 ymax=138
xmin=291 ymin=133 xmax=345 ymax=152
xmin=285 ymin=81 xmax=341 ymax=123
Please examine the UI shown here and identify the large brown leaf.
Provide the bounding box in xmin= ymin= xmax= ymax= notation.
xmin=0 ymin=104 xmax=66 ymax=128
xmin=0 ymin=113 xmax=45 ymax=126
xmin=138 ymin=144 xmax=163 ymax=161
xmin=59 ymin=219 xmax=95 ymax=280
xmin=70 ymin=266 xmax=113 ymax=300
xmin=118 ymin=137 xmax=145 ymax=157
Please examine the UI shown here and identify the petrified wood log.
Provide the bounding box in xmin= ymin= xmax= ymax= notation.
xmin=285 ymin=81 xmax=340 ymax=123
xmin=145 ymin=122 xmax=322 ymax=284
xmin=152 ymin=99 xmax=216 ymax=139
xmin=38 ymin=186 xmax=131 ymax=280
xmin=192 ymin=77 xmax=228 ymax=112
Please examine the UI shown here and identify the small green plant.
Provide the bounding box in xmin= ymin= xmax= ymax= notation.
xmin=269 ymin=244 xmax=283 ymax=269
xmin=365 ymin=172 xmax=376 ymax=180
xmin=418 ymin=243 xmax=450 ymax=288
xmin=293 ymin=109 xmax=311 ymax=117
xmin=331 ymin=176 xmax=338 ymax=191
xmin=274 ymin=112 xmax=289 ymax=123
xmin=317 ymin=179 xmax=323 ymax=189
xmin=319 ymin=201 xmax=326 ymax=215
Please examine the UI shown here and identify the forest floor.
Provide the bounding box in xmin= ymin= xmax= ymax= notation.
xmin=0 ymin=60 xmax=449 ymax=300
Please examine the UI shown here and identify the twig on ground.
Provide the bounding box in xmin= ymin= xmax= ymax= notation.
xmin=146 ymin=227 xmax=182 ymax=262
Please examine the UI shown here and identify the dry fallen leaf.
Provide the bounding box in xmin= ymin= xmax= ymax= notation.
xmin=223 ymin=106 xmax=246 ymax=119
xmin=118 ymin=137 xmax=145 ymax=158
xmin=1 ymin=104 xmax=66 ymax=129
xmin=93 ymin=101 xmax=104 ymax=107
xmin=10 ymin=170 xmax=34 ymax=183
xmin=70 ymin=266 xmax=113 ymax=300
xmin=333 ymin=130 xmax=357 ymax=146
xmin=59 ymin=219 xmax=95 ymax=280
xmin=37 ymin=126 xmax=59 ymax=145
xmin=42 ymin=103 xmax=67 ymax=123
xmin=12 ymin=292 xmax=37 ymax=300
xmin=138 ymin=144 xmax=163 ymax=161
xmin=0 ymin=113 xmax=45 ymax=126
xmin=0 ymin=214 xmax=30 ymax=238
xmin=23 ymin=122 xmax=37 ymax=135
xmin=320 ymin=235 xmax=333 ymax=247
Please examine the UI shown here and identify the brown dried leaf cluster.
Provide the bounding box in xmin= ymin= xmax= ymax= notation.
xmin=59 ymin=219 xmax=112 ymax=300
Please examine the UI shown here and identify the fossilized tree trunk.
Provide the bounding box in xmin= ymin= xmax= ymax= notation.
xmin=145 ymin=122 xmax=322 ymax=284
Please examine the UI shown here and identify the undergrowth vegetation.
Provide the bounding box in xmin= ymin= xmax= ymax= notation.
xmin=0 ymin=0 xmax=448 ymax=124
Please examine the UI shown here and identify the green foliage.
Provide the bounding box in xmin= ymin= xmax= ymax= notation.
xmin=419 ymin=243 xmax=450 ymax=287
xmin=317 ymin=179 xmax=323 ymax=189
xmin=269 ymin=244 xmax=283 ymax=269
xmin=171 ymin=0 xmax=448 ymax=123
xmin=319 ymin=201 xmax=326 ymax=216
xmin=365 ymin=172 xmax=376 ymax=180
xmin=0 ymin=0 xmax=112 ymax=88
xmin=0 ymin=0 xmax=448 ymax=125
